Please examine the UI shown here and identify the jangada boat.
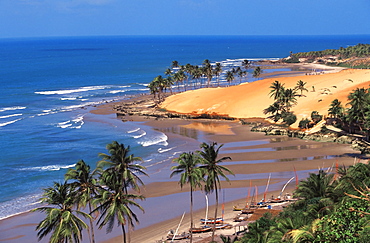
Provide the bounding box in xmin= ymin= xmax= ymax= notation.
xmin=166 ymin=231 xmax=190 ymax=240
xmin=215 ymin=223 xmax=232 ymax=230
xmin=200 ymin=217 xmax=224 ymax=224
xmin=189 ymin=225 xmax=212 ymax=233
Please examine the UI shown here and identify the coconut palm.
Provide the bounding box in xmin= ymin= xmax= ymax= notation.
xmin=33 ymin=182 xmax=90 ymax=243
xmin=269 ymin=80 xmax=285 ymax=100
xmin=173 ymin=70 xmax=186 ymax=91
xmin=92 ymin=172 xmax=144 ymax=243
xmin=286 ymin=219 xmax=320 ymax=243
xmin=97 ymin=142 xmax=147 ymax=243
xmin=242 ymin=59 xmax=250 ymax=69
xmin=202 ymin=59 xmax=213 ymax=87
xmin=225 ymin=70 xmax=234 ymax=86
xmin=263 ymin=102 xmax=283 ymax=122
xmin=328 ymin=99 xmax=344 ymax=118
xmin=214 ymin=62 xmax=222 ymax=87
xmin=171 ymin=60 xmax=179 ymax=69
xmin=237 ymin=70 xmax=247 ymax=84
xmin=347 ymin=88 xmax=370 ymax=132
xmin=65 ymin=160 xmax=100 ymax=243
xmin=191 ymin=65 xmax=202 ymax=89
xmin=198 ymin=142 xmax=233 ymax=242
xmin=295 ymin=170 xmax=335 ymax=200
xmin=253 ymin=66 xmax=262 ymax=79
xmin=170 ymin=152 xmax=203 ymax=243
xmin=294 ymin=80 xmax=308 ymax=97
xmin=97 ymin=141 xmax=147 ymax=193
xmin=280 ymin=88 xmax=298 ymax=112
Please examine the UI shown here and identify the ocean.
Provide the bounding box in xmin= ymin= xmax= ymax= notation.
xmin=1 ymin=35 xmax=370 ymax=221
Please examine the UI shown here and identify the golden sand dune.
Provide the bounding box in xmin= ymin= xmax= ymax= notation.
xmin=161 ymin=69 xmax=370 ymax=127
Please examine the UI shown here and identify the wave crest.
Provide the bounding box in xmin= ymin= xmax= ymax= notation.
xmin=19 ymin=163 xmax=76 ymax=172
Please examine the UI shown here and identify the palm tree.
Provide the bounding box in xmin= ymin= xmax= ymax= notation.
xmin=198 ymin=142 xmax=234 ymax=242
xmin=294 ymin=80 xmax=308 ymax=97
xmin=286 ymin=219 xmax=320 ymax=243
xmin=202 ymin=59 xmax=213 ymax=87
xmin=191 ymin=65 xmax=202 ymax=89
xmin=65 ymin=160 xmax=100 ymax=243
xmin=151 ymin=75 xmax=165 ymax=103
xmin=253 ymin=66 xmax=262 ymax=79
xmin=237 ymin=70 xmax=247 ymax=84
xmin=263 ymin=102 xmax=283 ymax=122
xmin=33 ymin=182 xmax=90 ymax=243
xmin=214 ymin=62 xmax=222 ymax=87
xmin=280 ymin=88 xmax=298 ymax=112
xmin=269 ymin=80 xmax=284 ymax=100
xmin=96 ymin=141 xmax=147 ymax=243
xmin=97 ymin=141 xmax=147 ymax=194
xmin=328 ymin=99 xmax=344 ymax=119
xmin=225 ymin=71 xmax=234 ymax=86
xmin=347 ymin=88 xmax=369 ymax=132
xmin=92 ymin=172 xmax=144 ymax=243
xmin=242 ymin=59 xmax=250 ymax=70
xmin=170 ymin=152 xmax=203 ymax=243
xmin=295 ymin=170 xmax=335 ymax=200
xmin=164 ymin=68 xmax=172 ymax=77
xmin=171 ymin=60 xmax=179 ymax=69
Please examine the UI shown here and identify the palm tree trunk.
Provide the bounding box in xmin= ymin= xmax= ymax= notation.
xmin=121 ymin=224 xmax=127 ymax=243
xmin=211 ymin=184 xmax=218 ymax=242
xmin=88 ymin=203 xmax=95 ymax=243
xmin=190 ymin=187 xmax=193 ymax=243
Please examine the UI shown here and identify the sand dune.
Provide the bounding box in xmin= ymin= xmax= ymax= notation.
xmin=161 ymin=69 xmax=370 ymax=127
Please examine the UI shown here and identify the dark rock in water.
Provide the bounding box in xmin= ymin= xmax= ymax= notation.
xmin=265 ymin=128 xmax=289 ymax=136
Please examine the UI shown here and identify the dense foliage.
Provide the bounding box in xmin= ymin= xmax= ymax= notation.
xmin=293 ymin=44 xmax=370 ymax=59
xmin=148 ymin=59 xmax=252 ymax=103
xmin=239 ymin=163 xmax=370 ymax=243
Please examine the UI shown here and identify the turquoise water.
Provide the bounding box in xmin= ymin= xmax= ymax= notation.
xmin=1 ymin=35 xmax=370 ymax=220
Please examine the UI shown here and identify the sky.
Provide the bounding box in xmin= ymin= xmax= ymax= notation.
xmin=0 ymin=0 xmax=370 ymax=38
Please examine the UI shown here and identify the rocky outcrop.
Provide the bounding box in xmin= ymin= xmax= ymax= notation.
xmin=250 ymin=124 xmax=355 ymax=144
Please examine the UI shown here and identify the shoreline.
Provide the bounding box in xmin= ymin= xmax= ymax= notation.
xmin=0 ymin=63 xmax=362 ymax=243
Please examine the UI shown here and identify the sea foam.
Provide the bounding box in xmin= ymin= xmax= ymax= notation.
xmin=0 ymin=113 xmax=22 ymax=119
xmin=19 ymin=163 xmax=76 ymax=172
xmin=139 ymin=133 xmax=168 ymax=147
xmin=0 ymin=118 xmax=22 ymax=127
xmin=0 ymin=106 xmax=26 ymax=112
xmin=35 ymin=85 xmax=109 ymax=95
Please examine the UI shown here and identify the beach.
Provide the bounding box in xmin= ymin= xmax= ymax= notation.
xmin=1 ymin=66 xmax=370 ymax=243
xmin=161 ymin=68 xmax=370 ymax=128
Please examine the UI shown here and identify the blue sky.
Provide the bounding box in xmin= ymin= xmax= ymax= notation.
xmin=1 ymin=0 xmax=369 ymax=38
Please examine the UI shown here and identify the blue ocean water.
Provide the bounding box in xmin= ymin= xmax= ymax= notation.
xmin=1 ymin=35 xmax=370 ymax=220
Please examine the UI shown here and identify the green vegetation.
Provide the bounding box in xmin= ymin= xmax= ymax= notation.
xmin=264 ymin=80 xmax=300 ymax=125
xmin=284 ymin=44 xmax=370 ymax=68
xmin=293 ymin=44 xmax=370 ymax=59
xmin=34 ymin=141 xmax=147 ymax=243
xmin=239 ymin=162 xmax=370 ymax=242
xmin=148 ymin=59 xmax=252 ymax=103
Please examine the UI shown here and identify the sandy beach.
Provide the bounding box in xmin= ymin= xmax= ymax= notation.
xmin=161 ymin=68 xmax=370 ymax=128
xmin=1 ymin=65 xmax=369 ymax=243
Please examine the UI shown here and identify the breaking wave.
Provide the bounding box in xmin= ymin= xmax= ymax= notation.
xmin=138 ymin=133 xmax=168 ymax=147
xmin=0 ymin=118 xmax=22 ymax=127
xmin=35 ymin=86 xmax=109 ymax=95
xmin=0 ymin=106 xmax=26 ymax=112
xmin=19 ymin=163 xmax=76 ymax=172
xmin=0 ymin=113 xmax=22 ymax=119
